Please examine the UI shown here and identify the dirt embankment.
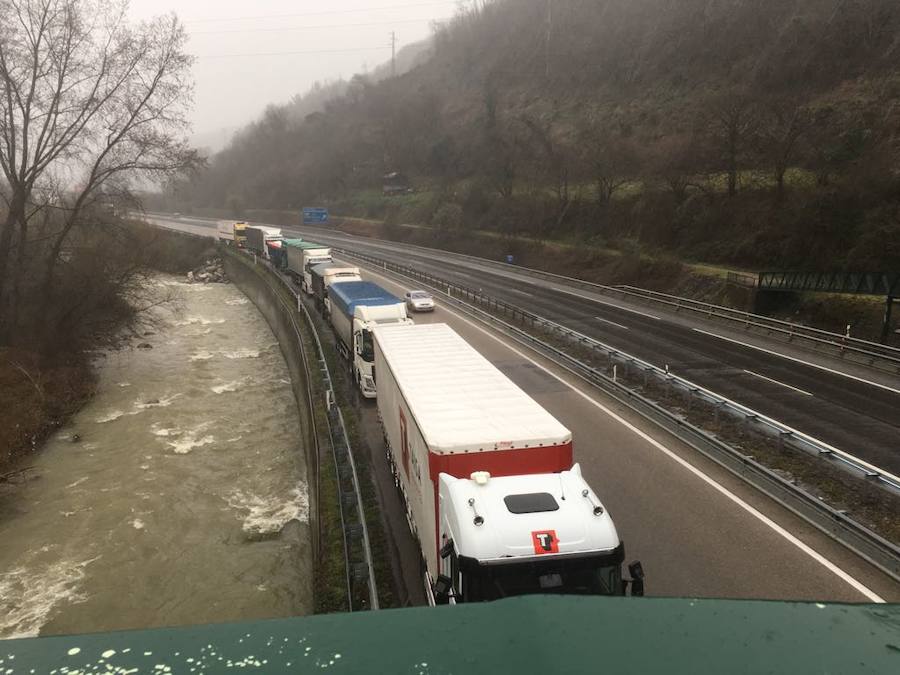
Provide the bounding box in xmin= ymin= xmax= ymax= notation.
xmin=0 ymin=350 xmax=95 ymax=481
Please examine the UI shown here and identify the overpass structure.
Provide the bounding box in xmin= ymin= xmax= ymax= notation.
xmin=3 ymin=596 xmax=899 ymax=673
xmin=758 ymin=271 xmax=900 ymax=342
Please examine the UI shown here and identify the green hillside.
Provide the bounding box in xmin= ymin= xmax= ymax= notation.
xmin=177 ymin=0 xmax=900 ymax=271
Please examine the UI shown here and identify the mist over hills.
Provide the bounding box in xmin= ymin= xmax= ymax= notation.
xmin=176 ymin=0 xmax=900 ymax=271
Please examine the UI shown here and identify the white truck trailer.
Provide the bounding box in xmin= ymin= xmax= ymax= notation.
xmin=216 ymin=221 xmax=234 ymax=243
xmin=309 ymin=263 xmax=362 ymax=316
xmin=328 ymin=280 xmax=411 ymax=398
xmin=283 ymin=239 xmax=332 ymax=294
xmin=245 ymin=225 xmax=282 ymax=257
xmin=373 ymin=322 xmax=642 ymax=604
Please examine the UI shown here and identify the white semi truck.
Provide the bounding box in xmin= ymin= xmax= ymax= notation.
xmin=309 ymin=263 xmax=362 ymax=316
xmin=245 ymin=225 xmax=282 ymax=257
xmin=283 ymin=239 xmax=332 ymax=294
xmin=328 ymin=280 xmax=411 ymax=398
xmin=373 ymin=322 xmax=643 ymax=604
xmin=216 ymin=221 xmax=234 ymax=244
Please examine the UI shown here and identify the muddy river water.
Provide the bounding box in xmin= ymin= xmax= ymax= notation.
xmin=0 ymin=277 xmax=312 ymax=639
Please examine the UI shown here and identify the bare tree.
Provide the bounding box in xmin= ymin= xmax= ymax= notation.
xmin=520 ymin=113 xmax=578 ymax=227
xmin=758 ymin=98 xmax=809 ymax=198
xmin=0 ymin=0 xmax=197 ymax=337
xmin=649 ymin=134 xmax=703 ymax=204
xmin=578 ymin=116 xmax=638 ymax=205
xmin=706 ymin=92 xmax=759 ymax=197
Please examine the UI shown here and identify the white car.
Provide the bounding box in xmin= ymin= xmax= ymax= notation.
xmin=405 ymin=290 xmax=435 ymax=312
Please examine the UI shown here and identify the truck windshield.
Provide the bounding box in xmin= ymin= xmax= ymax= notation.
xmin=460 ymin=552 xmax=623 ymax=602
xmin=361 ymin=329 xmax=374 ymax=362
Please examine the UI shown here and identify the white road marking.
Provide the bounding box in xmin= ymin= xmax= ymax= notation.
xmin=507 ymin=288 xmax=534 ymax=297
xmin=555 ymin=287 xmax=662 ymax=320
xmin=595 ymin=316 xmax=630 ymax=330
xmin=362 ymin=265 xmax=886 ymax=603
xmin=693 ymin=328 xmax=900 ymax=395
xmin=743 ymin=370 xmax=814 ymax=397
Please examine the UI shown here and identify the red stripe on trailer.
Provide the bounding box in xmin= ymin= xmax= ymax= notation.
xmin=427 ymin=441 xmax=573 ymax=484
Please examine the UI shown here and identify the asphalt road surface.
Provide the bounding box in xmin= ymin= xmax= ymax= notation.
xmin=286 ymin=225 xmax=900 ymax=479
xmin=148 ymin=214 xmax=900 ymax=604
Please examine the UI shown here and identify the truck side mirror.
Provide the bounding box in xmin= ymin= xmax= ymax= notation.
xmin=628 ymin=561 xmax=645 ymax=597
xmin=433 ymin=574 xmax=453 ymax=604
xmin=439 ymin=539 xmax=454 ymax=559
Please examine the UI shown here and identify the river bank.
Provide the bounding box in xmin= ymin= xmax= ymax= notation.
xmin=0 ymin=350 xmax=94 ymax=482
xmin=1 ymin=222 xmax=219 ymax=481
xmin=0 ymin=275 xmax=313 ymax=638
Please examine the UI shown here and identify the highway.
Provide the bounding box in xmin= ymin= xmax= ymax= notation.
xmin=148 ymin=214 xmax=900 ymax=603
xmin=286 ymin=228 xmax=900 ymax=477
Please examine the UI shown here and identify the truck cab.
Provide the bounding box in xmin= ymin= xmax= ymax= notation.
xmin=282 ymin=239 xmax=332 ymax=294
xmin=310 ymin=263 xmax=363 ymax=316
xmin=431 ymin=465 xmax=643 ymax=604
xmin=233 ymin=221 xmax=247 ymax=248
xmin=351 ymin=303 xmax=411 ymax=397
xmin=328 ymin=281 xmax=412 ymax=398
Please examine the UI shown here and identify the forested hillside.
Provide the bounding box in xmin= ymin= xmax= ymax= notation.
xmin=177 ymin=0 xmax=900 ymax=270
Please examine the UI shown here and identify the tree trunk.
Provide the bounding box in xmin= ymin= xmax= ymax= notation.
xmin=7 ymin=218 xmax=29 ymax=344
xmin=0 ymin=192 xmax=27 ymax=340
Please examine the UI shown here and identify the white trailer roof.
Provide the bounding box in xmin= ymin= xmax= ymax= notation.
xmin=374 ymin=323 xmax=571 ymax=454
xmin=248 ymin=225 xmax=282 ymax=236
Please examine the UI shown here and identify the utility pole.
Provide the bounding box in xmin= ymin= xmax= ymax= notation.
xmin=390 ymin=31 xmax=397 ymax=77
xmin=545 ymin=0 xmax=552 ymax=79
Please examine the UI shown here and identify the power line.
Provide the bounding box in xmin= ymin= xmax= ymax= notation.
xmin=196 ymin=46 xmax=390 ymax=59
xmin=183 ymin=1 xmax=459 ymax=25
xmin=189 ymin=16 xmax=450 ymax=36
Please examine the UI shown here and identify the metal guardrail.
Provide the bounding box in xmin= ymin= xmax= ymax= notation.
xmin=336 ymin=247 xmax=900 ymax=585
xmin=342 ymin=248 xmax=900 ymax=494
xmin=295 ymin=226 xmax=900 ymax=374
xmin=162 ymin=214 xmax=899 ymax=370
xmin=225 ymin=246 xmax=379 ymax=611
xmin=615 ymin=285 xmax=900 ymax=366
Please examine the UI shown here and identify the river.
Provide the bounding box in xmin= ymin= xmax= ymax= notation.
xmin=0 ymin=276 xmax=313 ymax=639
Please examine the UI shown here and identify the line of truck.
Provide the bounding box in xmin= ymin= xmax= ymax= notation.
xmin=225 ymin=221 xmax=644 ymax=605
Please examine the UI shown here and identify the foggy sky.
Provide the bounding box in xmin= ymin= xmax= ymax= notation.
xmin=128 ymin=0 xmax=456 ymax=149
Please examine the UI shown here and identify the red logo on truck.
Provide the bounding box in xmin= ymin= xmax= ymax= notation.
xmin=531 ymin=530 xmax=559 ymax=554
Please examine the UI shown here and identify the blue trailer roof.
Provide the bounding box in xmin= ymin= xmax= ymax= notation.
xmin=329 ymin=281 xmax=400 ymax=317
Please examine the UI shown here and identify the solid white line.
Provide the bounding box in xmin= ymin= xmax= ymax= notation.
xmin=507 ymin=288 xmax=534 ymax=297
xmin=363 ymin=266 xmax=884 ymax=602
xmin=743 ymin=370 xmax=814 ymax=397
xmin=693 ymin=328 xmax=900 ymax=395
xmin=595 ymin=316 xmax=630 ymax=330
